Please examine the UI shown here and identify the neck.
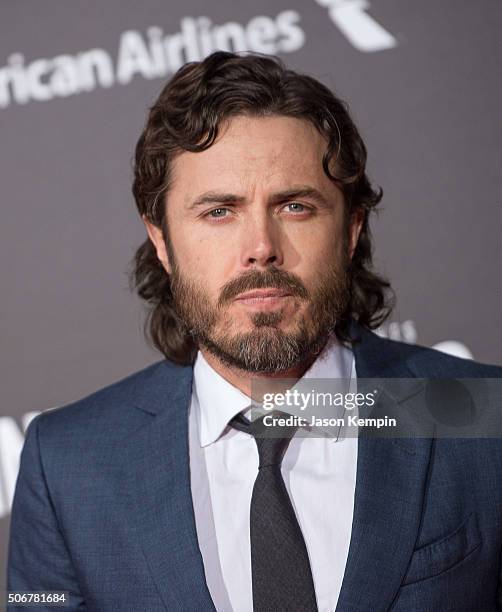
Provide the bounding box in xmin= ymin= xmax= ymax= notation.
xmin=199 ymin=336 xmax=332 ymax=399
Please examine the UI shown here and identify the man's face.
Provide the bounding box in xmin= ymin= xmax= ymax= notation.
xmin=145 ymin=115 xmax=363 ymax=373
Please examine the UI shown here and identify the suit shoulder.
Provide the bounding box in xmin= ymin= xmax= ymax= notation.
xmin=34 ymin=359 xmax=190 ymax=439
xmin=351 ymin=322 xmax=502 ymax=378
xmin=383 ymin=336 xmax=502 ymax=378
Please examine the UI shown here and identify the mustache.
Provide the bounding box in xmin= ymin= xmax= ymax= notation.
xmin=217 ymin=267 xmax=308 ymax=307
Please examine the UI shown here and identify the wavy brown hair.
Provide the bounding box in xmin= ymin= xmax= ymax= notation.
xmin=131 ymin=51 xmax=394 ymax=364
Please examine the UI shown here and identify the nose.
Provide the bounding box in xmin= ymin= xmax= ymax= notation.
xmin=240 ymin=212 xmax=284 ymax=268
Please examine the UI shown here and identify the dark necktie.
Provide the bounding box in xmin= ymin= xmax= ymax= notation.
xmin=229 ymin=410 xmax=318 ymax=612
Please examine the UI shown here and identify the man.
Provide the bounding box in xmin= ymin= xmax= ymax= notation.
xmin=7 ymin=51 xmax=502 ymax=611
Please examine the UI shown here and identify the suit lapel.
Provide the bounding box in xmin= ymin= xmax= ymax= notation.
xmin=114 ymin=362 xmax=216 ymax=611
xmin=336 ymin=324 xmax=434 ymax=611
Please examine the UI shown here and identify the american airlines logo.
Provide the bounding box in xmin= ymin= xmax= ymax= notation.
xmin=316 ymin=0 xmax=397 ymax=52
xmin=0 ymin=2 xmax=397 ymax=110
xmin=0 ymin=11 xmax=304 ymax=110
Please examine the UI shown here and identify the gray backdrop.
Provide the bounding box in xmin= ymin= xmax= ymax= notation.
xmin=1 ymin=0 xmax=501 ymax=599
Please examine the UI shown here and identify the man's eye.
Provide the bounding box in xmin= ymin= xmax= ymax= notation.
xmin=284 ymin=202 xmax=307 ymax=213
xmin=207 ymin=208 xmax=229 ymax=218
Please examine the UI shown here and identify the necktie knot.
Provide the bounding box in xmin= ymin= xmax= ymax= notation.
xmin=229 ymin=411 xmax=297 ymax=469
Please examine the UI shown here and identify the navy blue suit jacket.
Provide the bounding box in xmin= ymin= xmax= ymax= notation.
xmin=7 ymin=323 xmax=502 ymax=611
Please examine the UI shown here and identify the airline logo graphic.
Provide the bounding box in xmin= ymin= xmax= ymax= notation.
xmin=315 ymin=0 xmax=397 ymax=52
xmin=0 ymin=3 xmax=398 ymax=110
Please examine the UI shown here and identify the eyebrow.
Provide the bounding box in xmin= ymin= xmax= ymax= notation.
xmin=188 ymin=186 xmax=331 ymax=209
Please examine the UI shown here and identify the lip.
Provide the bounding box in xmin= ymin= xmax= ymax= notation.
xmin=235 ymin=289 xmax=291 ymax=301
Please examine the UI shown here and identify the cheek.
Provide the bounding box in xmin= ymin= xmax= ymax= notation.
xmin=176 ymin=221 xmax=226 ymax=260
xmin=178 ymin=243 xmax=231 ymax=298
xmin=297 ymin=230 xmax=343 ymax=272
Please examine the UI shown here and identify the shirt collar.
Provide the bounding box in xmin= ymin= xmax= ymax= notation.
xmin=192 ymin=334 xmax=354 ymax=448
xmin=193 ymin=352 xmax=251 ymax=447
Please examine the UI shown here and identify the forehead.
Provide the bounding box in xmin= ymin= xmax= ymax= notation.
xmin=169 ymin=115 xmax=336 ymax=200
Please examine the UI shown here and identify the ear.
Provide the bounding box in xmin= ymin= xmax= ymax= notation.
xmin=348 ymin=207 xmax=365 ymax=260
xmin=142 ymin=215 xmax=172 ymax=274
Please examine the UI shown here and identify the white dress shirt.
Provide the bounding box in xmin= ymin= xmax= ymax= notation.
xmin=189 ymin=336 xmax=358 ymax=612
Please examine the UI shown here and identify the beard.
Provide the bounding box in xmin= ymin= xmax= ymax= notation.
xmin=167 ymin=242 xmax=350 ymax=374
